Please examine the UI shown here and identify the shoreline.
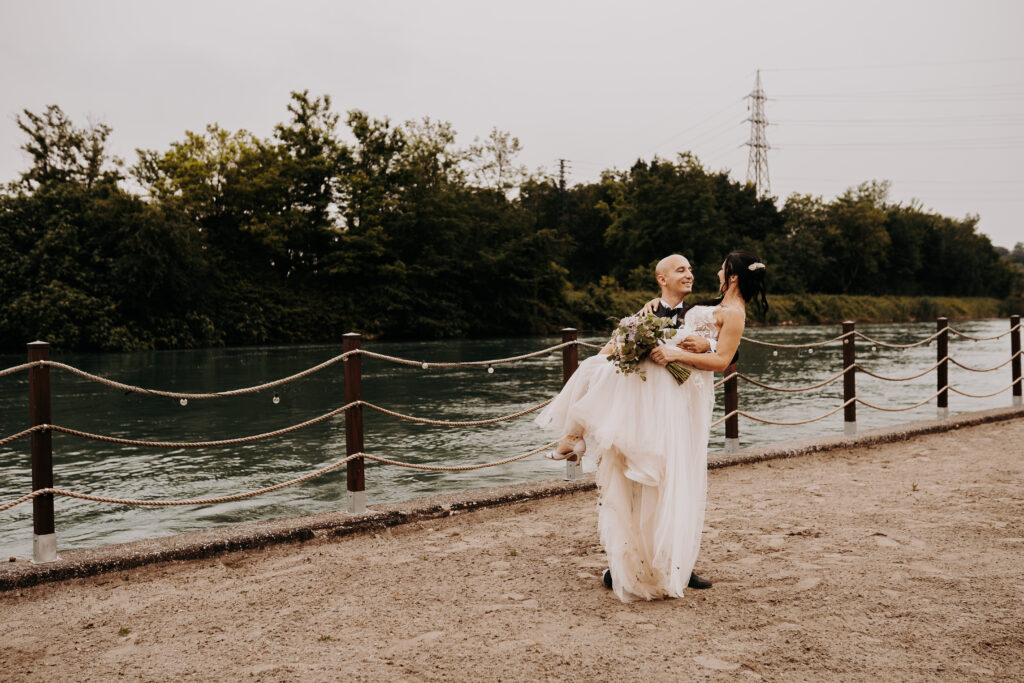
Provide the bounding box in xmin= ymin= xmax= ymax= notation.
xmin=3 ymin=404 xmax=1021 ymax=593
xmin=0 ymin=301 xmax=1015 ymax=355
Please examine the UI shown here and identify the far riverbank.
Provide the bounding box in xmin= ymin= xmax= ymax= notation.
xmin=565 ymin=286 xmax=1014 ymax=329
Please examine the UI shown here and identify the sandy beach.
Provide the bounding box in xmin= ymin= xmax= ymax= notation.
xmin=2 ymin=416 xmax=1023 ymax=681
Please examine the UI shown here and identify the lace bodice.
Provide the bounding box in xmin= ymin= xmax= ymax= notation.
xmin=679 ymin=305 xmax=721 ymax=341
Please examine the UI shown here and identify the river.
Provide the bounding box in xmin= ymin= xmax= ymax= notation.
xmin=1 ymin=317 xmax=1019 ymax=556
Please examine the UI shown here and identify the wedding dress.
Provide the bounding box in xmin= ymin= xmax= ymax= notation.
xmin=536 ymin=305 xmax=720 ymax=601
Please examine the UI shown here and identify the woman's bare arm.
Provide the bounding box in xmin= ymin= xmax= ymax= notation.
xmin=649 ymin=307 xmax=744 ymax=372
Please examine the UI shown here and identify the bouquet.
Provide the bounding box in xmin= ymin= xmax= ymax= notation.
xmin=606 ymin=314 xmax=692 ymax=385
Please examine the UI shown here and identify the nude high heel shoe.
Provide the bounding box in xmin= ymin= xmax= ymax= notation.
xmin=545 ymin=434 xmax=586 ymax=461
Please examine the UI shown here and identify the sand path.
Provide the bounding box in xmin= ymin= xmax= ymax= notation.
xmin=2 ymin=418 xmax=1023 ymax=681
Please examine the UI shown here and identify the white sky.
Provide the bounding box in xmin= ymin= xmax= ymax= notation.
xmin=2 ymin=0 xmax=1022 ymax=248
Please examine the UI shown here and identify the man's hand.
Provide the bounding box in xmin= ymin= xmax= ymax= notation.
xmin=638 ymin=298 xmax=660 ymax=315
xmin=650 ymin=345 xmax=685 ymax=365
xmin=679 ymin=334 xmax=710 ymax=353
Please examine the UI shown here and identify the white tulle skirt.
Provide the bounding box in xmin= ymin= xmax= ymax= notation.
xmin=536 ymin=353 xmax=715 ymax=601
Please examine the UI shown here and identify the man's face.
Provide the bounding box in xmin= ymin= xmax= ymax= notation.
xmin=659 ymin=256 xmax=694 ymax=299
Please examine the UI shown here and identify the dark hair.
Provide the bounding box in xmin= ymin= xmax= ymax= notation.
xmin=718 ymin=250 xmax=768 ymax=315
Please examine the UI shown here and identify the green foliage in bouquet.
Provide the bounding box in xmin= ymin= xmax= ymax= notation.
xmin=606 ymin=313 xmax=691 ymax=385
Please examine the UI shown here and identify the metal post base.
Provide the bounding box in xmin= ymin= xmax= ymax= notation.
xmin=937 ymin=407 xmax=949 ymax=420
xmin=1014 ymin=395 xmax=1022 ymax=408
xmin=844 ymin=421 xmax=857 ymax=437
xmin=564 ymin=458 xmax=583 ymax=481
xmin=347 ymin=490 xmax=366 ymax=515
xmin=32 ymin=533 xmax=59 ymax=564
xmin=725 ymin=438 xmax=740 ymax=455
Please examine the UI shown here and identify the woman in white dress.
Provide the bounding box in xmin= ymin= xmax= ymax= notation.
xmin=536 ymin=251 xmax=767 ymax=602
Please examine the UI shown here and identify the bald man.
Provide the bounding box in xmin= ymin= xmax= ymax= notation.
xmin=648 ymin=254 xmax=713 ymax=353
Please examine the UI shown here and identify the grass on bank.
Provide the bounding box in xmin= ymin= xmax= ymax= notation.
xmin=564 ymin=282 xmax=1015 ymax=332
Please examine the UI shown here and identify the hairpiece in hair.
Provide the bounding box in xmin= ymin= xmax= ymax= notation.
xmin=748 ymin=262 xmax=766 ymax=271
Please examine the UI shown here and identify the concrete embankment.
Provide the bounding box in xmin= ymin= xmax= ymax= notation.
xmin=1 ymin=408 xmax=1021 ymax=680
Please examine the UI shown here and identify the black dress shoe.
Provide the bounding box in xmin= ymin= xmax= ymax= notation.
xmin=688 ymin=572 xmax=712 ymax=589
xmin=602 ymin=568 xmax=613 ymax=590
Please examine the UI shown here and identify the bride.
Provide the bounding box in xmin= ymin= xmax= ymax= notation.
xmin=536 ymin=250 xmax=767 ymax=602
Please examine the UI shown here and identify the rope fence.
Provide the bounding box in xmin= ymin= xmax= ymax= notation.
xmin=0 ymin=397 xmax=557 ymax=450
xmin=0 ymin=329 xmax=1016 ymax=398
xmin=0 ymin=441 xmax=560 ymax=515
xmin=1 ymin=315 xmax=1021 ymax=564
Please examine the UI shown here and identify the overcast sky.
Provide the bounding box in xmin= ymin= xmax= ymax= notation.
xmin=2 ymin=0 xmax=1021 ymax=248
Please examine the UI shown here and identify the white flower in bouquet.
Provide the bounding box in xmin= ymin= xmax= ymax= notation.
xmin=606 ymin=313 xmax=691 ymax=385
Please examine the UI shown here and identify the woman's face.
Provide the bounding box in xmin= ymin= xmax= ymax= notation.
xmin=717 ymin=261 xmax=726 ymax=292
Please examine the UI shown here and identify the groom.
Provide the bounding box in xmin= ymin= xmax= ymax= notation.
xmin=651 ymin=254 xmax=713 ymax=355
xmin=603 ymin=252 xmax=714 ymax=591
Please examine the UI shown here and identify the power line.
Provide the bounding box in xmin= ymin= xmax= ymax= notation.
xmin=644 ymin=98 xmax=746 ymax=156
xmin=775 ymin=117 xmax=1024 ymax=128
xmin=760 ymin=57 xmax=1024 ymax=73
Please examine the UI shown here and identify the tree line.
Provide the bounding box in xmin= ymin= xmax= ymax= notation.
xmin=1 ymin=91 xmax=1020 ymax=351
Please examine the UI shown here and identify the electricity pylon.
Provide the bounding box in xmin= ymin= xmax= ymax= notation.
xmin=745 ymin=70 xmax=771 ymax=199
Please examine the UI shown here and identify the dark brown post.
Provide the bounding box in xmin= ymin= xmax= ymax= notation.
xmin=936 ymin=317 xmax=949 ymax=419
xmin=1011 ymin=314 xmax=1022 ymax=408
xmin=561 ymin=328 xmax=578 ymax=384
xmin=724 ymin=361 xmax=739 ymax=454
xmin=842 ymin=321 xmax=856 ymax=436
xmin=560 ymin=328 xmax=582 ymax=479
xmin=343 ymin=333 xmax=365 ymax=513
xmin=28 ymin=341 xmax=58 ymax=563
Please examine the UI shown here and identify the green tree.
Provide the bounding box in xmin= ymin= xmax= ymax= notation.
xmin=822 ymin=181 xmax=891 ymax=293
xmin=1 ymin=106 xmax=214 ymax=350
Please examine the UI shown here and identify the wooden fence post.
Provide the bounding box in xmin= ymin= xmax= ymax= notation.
xmin=343 ymin=333 xmax=366 ymax=513
xmin=843 ymin=321 xmax=856 ymax=436
xmin=936 ymin=318 xmax=949 ymax=419
xmin=1011 ymin=314 xmax=1021 ymax=408
xmin=28 ymin=341 xmax=59 ymax=564
xmin=724 ymin=361 xmax=739 ymax=454
xmin=561 ymin=328 xmax=582 ymax=480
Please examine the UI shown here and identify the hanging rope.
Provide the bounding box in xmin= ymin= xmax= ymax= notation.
xmin=361 ymin=399 xmax=553 ymax=426
xmin=948 ymin=381 xmax=1020 ymax=399
xmin=855 ymin=357 xmax=947 ymax=382
xmin=0 ymin=441 xmax=559 ymax=514
xmin=733 ymin=367 xmax=852 ymax=393
xmin=40 ymin=402 xmax=358 ymax=448
xmin=360 ymin=341 xmax=577 ymax=368
xmin=3 ymin=343 xmax=578 ymax=400
xmin=710 ymin=398 xmax=855 ymax=428
xmin=855 ymin=387 xmax=945 ymax=412
xmin=738 ymin=332 xmax=851 ymax=349
xmin=948 ymin=350 xmax=1023 ymax=373
xmin=0 ymin=425 xmax=46 ymax=448
xmin=0 ymin=396 xmax=556 ymax=450
xmin=40 ymin=354 xmax=357 ymax=400
xmin=947 ymin=323 xmax=1021 ymax=341
xmin=853 ymin=329 xmax=944 ymax=349
xmin=713 ymin=371 xmax=738 ymax=389
xmin=0 ymin=362 xmax=35 ymax=379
